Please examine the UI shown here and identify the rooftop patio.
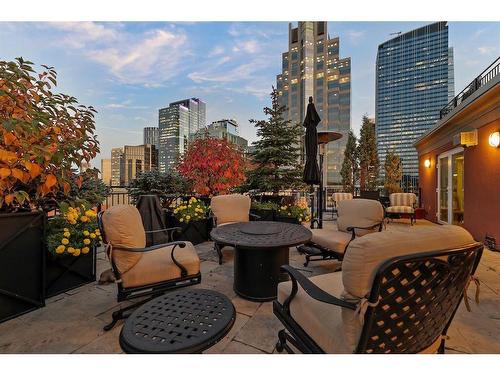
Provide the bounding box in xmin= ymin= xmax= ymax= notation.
xmin=1 ymin=218 xmax=498 ymax=354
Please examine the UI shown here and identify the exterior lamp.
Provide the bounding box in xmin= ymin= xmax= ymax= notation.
xmin=424 ymin=158 xmax=431 ymax=168
xmin=489 ymin=131 xmax=500 ymax=148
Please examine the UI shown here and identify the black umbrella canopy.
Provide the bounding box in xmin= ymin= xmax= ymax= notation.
xmin=302 ymin=97 xmax=321 ymax=185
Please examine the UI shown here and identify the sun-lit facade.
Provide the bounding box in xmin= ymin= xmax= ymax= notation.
xmin=376 ymin=22 xmax=454 ymax=187
xmin=276 ymin=21 xmax=351 ymax=186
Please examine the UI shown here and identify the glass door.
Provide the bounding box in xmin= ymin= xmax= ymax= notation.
xmin=437 ymin=148 xmax=464 ymax=224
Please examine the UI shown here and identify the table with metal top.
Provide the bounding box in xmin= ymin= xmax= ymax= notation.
xmin=210 ymin=221 xmax=312 ymax=301
xmin=119 ymin=289 xmax=235 ymax=354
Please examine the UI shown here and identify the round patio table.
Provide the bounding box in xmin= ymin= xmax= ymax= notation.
xmin=119 ymin=289 xmax=235 ymax=353
xmin=210 ymin=221 xmax=312 ymax=301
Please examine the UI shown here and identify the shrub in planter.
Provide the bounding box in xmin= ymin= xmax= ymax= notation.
xmin=250 ymin=201 xmax=277 ymax=221
xmin=45 ymin=202 xmax=101 ymax=297
xmin=169 ymin=197 xmax=210 ymax=245
xmin=275 ymin=203 xmax=310 ymax=225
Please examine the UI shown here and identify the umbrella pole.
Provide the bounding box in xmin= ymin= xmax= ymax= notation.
xmin=318 ymin=152 xmax=324 ymax=229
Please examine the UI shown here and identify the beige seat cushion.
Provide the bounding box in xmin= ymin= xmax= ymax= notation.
xmin=211 ymin=194 xmax=250 ymax=225
xmin=311 ymin=226 xmax=353 ymax=254
xmin=342 ymin=225 xmax=478 ymax=299
xmin=120 ymin=242 xmax=200 ymax=288
xmin=390 ymin=193 xmax=417 ymax=207
xmin=337 ymin=199 xmax=384 ymax=236
xmin=278 ymin=271 xmax=445 ymax=353
xmin=386 ymin=205 xmax=414 ymax=214
xmin=101 ymin=205 xmax=146 ymax=274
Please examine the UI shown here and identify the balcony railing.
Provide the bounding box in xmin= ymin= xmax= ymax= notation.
xmin=440 ymin=56 xmax=500 ymax=119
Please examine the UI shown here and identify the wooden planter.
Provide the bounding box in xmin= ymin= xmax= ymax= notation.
xmin=45 ymin=246 xmax=97 ymax=298
xmin=0 ymin=212 xmax=46 ymax=324
xmin=274 ymin=215 xmax=301 ymax=225
xmin=250 ymin=208 xmax=275 ymax=221
xmin=174 ymin=218 xmax=211 ymax=245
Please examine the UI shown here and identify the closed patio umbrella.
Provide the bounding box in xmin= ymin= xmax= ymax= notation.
xmin=136 ymin=194 xmax=169 ymax=246
xmin=302 ymin=97 xmax=321 ymax=185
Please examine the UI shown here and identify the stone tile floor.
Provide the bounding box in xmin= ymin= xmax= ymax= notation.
xmin=0 ymin=219 xmax=499 ymax=354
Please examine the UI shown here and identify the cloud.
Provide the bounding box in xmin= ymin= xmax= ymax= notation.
xmin=345 ymin=29 xmax=365 ymax=43
xmin=232 ymin=40 xmax=260 ymax=54
xmin=209 ymin=45 xmax=225 ymax=57
xmin=47 ymin=22 xmax=190 ymax=86
xmin=477 ymin=46 xmax=497 ymax=55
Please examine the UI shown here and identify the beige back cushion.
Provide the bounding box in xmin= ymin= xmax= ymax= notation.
xmin=333 ymin=192 xmax=353 ymax=203
xmin=342 ymin=225 xmax=478 ymax=299
xmin=211 ymin=194 xmax=250 ymax=225
xmin=101 ymin=205 xmax=146 ymax=274
xmin=390 ymin=193 xmax=417 ymax=207
xmin=337 ymin=199 xmax=384 ymax=235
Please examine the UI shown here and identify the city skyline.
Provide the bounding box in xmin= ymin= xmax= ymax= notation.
xmin=0 ymin=21 xmax=498 ymax=170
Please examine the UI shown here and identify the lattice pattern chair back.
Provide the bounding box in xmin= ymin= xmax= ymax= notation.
xmin=356 ymin=244 xmax=483 ymax=353
xmin=389 ymin=193 xmax=417 ymax=207
xmin=332 ymin=192 xmax=353 ymax=205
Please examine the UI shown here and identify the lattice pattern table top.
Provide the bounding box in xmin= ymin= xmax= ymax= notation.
xmin=119 ymin=289 xmax=235 ymax=353
xmin=210 ymin=221 xmax=312 ymax=249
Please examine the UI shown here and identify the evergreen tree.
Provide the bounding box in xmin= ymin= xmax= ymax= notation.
xmin=245 ymin=88 xmax=303 ymax=193
xmin=358 ymin=115 xmax=379 ymax=190
xmin=340 ymin=131 xmax=358 ymax=194
xmin=384 ymin=149 xmax=403 ymax=194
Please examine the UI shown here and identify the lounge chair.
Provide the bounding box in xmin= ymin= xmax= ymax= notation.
xmin=210 ymin=194 xmax=258 ymax=264
xmin=97 ymin=205 xmax=201 ymax=331
xmin=385 ymin=193 xmax=418 ymax=225
xmin=298 ymin=199 xmax=384 ymax=266
xmin=274 ymin=225 xmax=483 ymax=353
xmin=331 ymin=192 xmax=353 ymax=218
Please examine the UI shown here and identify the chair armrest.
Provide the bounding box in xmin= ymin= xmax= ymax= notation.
xmin=280 ymin=265 xmax=356 ymax=314
xmin=145 ymin=227 xmax=182 ymax=242
xmin=249 ymin=212 xmax=261 ymax=221
xmin=346 ymin=222 xmax=384 ymax=239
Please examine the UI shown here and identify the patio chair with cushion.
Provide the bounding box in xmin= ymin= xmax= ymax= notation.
xmin=210 ymin=194 xmax=259 ymax=264
xmin=331 ymin=192 xmax=353 ymax=219
xmin=98 ymin=205 xmax=201 ymax=331
xmin=298 ymin=199 xmax=384 ymax=266
xmin=274 ymin=225 xmax=483 ymax=353
xmin=385 ymin=192 xmax=418 ymax=225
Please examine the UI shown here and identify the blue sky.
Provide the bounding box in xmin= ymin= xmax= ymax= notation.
xmin=1 ymin=21 xmax=499 ymax=167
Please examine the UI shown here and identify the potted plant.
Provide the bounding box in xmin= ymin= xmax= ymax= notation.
xmin=0 ymin=58 xmax=99 ymax=322
xmin=250 ymin=201 xmax=277 ymax=221
xmin=168 ymin=197 xmax=210 ymax=245
xmin=45 ymin=202 xmax=101 ymax=297
xmin=275 ymin=203 xmax=310 ymax=225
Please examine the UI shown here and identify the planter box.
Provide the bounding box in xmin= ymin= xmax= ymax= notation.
xmin=250 ymin=208 xmax=275 ymax=221
xmin=174 ymin=219 xmax=211 ymax=245
xmin=274 ymin=215 xmax=301 ymax=225
xmin=45 ymin=246 xmax=96 ymax=298
xmin=0 ymin=212 xmax=46 ymax=324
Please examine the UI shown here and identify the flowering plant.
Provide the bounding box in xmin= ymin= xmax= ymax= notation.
xmin=170 ymin=197 xmax=209 ymax=224
xmin=46 ymin=201 xmax=101 ymax=257
xmin=277 ymin=202 xmax=310 ymax=224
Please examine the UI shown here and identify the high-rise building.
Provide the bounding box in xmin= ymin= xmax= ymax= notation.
xmin=111 ymin=148 xmax=124 ymax=186
xmin=143 ymin=127 xmax=159 ymax=148
xmin=158 ymin=98 xmax=206 ymax=172
xmin=375 ymin=22 xmax=455 ymax=185
xmin=122 ymin=144 xmax=158 ymax=185
xmin=277 ymin=21 xmax=351 ymax=185
xmin=100 ymin=158 xmax=111 ymax=186
xmin=195 ymin=119 xmax=249 ymax=151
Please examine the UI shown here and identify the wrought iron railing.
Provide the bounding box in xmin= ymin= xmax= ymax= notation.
xmin=440 ymin=56 xmax=500 ymax=119
xmin=98 ymin=186 xmax=131 ymax=211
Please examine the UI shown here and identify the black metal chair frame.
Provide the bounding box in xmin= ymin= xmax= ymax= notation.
xmin=274 ymin=243 xmax=483 ymax=353
xmin=210 ymin=212 xmax=260 ymax=265
xmin=297 ymin=222 xmax=384 ymax=266
xmin=97 ymin=212 xmax=201 ymax=331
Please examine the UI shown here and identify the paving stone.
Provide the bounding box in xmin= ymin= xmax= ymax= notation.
xmin=204 ymin=313 xmax=250 ymax=354
xmin=222 ymin=340 xmax=267 ymax=354
xmin=231 ymin=296 xmax=261 ymax=317
xmin=74 ymin=322 xmax=124 ymax=354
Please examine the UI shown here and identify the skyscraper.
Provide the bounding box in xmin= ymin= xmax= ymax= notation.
xmin=195 ymin=119 xmax=249 ymax=151
xmin=100 ymin=158 xmax=111 ymax=186
xmin=158 ymin=98 xmax=206 ymax=172
xmin=277 ymin=21 xmax=351 ymax=185
xmin=375 ymin=22 xmax=454 ymax=185
xmin=143 ymin=126 xmax=159 ymax=148
xmin=122 ymin=144 xmax=157 ymax=185
xmin=111 ymin=148 xmax=124 ymax=186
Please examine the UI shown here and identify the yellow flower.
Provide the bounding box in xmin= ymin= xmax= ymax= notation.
xmin=85 ymin=210 xmax=96 ymax=217
xmin=99 ymin=235 xmax=102 ymax=240
xmin=80 ymin=216 xmax=89 ymax=223
xmin=63 ymin=228 xmax=69 ymax=232
xmin=186 ymin=215 xmax=191 ymax=220
xmin=83 ymin=230 xmax=90 ymax=236
xmin=61 ymin=238 xmax=69 ymax=245
xmin=73 ymin=248 xmax=81 ymax=257
xmin=67 ymin=247 xmax=75 ymax=254
xmin=173 ymin=209 xmax=178 ymax=214
xmin=179 ymin=218 xmax=184 ymax=222
xmin=281 ymin=206 xmax=287 ymax=210
xmin=90 ymin=233 xmax=96 ymax=239
xmin=83 ymin=238 xmax=91 ymax=245
xmin=81 ymin=247 xmax=90 ymax=254
xmin=95 ymin=229 xmax=100 ymax=235
xmin=69 ymin=220 xmax=77 ymax=225
xmin=66 ymin=214 xmax=74 ymax=222
xmin=55 ymin=245 xmax=65 ymax=254
xmin=63 ymin=231 xmax=71 ymax=238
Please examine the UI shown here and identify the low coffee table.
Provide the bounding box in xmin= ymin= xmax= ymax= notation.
xmin=119 ymin=289 xmax=235 ymax=353
xmin=210 ymin=221 xmax=312 ymax=301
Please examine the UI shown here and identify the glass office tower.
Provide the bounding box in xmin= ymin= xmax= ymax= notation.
xmin=376 ymin=22 xmax=454 ymax=186
xmin=143 ymin=126 xmax=159 ymax=148
xmin=277 ymin=21 xmax=351 ymax=186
